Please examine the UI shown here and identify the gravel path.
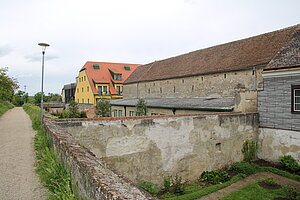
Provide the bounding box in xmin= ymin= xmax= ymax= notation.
xmin=0 ymin=107 xmax=48 ymax=200
xmin=198 ymin=171 xmax=300 ymax=200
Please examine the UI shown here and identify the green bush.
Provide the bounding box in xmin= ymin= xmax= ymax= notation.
xmin=138 ymin=181 xmax=158 ymax=196
xmin=200 ymin=171 xmax=230 ymax=184
xmin=95 ymin=99 xmax=111 ymax=117
xmin=231 ymin=162 xmax=260 ymax=175
xmin=279 ymin=155 xmax=300 ymax=172
xmin=172 ymin=175 xmax=184 ymax=195
xmin=241 ymin=140 xmax=258 ymax=162
xmin=262 ymin=167 xmax=300 ymax=182
xmin=164 ymin=176 xmax=171 ymax=193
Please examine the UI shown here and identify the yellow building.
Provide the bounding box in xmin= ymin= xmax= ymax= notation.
xmin=75 ymin=61 xmax=140 ymax=105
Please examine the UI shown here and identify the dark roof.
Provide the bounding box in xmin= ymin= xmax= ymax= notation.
xmin=125 ymin=24 xmax=299 ymax=84
xmin=111 ymin=98 xmax=234 ymax=111
xmin=63 ymin=83 xmax=76 ymax=90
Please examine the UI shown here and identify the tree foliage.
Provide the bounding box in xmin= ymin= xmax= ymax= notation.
xmin=136 ymin=98 xmax=147 ymax=116
xmin=0 ymin=67 xmax=19 ymax=101
xmin=12 ymin=90 xmax=28 ymax=106
xmin=48 ymin=93 xmax=62 ymax=102
xmin=95 ymin=99 xmax=111 ymax=117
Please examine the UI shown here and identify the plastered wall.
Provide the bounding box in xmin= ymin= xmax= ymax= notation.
xmin=64 ymin=113 xmax=258 ymax=185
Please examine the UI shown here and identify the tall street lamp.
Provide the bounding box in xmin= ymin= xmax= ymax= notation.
xmin=38 ymin=42 xmax=50 ymax=123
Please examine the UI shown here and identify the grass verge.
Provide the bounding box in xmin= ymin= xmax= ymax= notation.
xmin=23 ymin=103 xmax=78 ymax=200
xmin=0 ymin=100 xmax=14 ymax=116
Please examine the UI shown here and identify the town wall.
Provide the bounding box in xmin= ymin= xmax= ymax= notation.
xmin=43 ymin=117 xmax=154 ymax=200
xmin=258 ymin=128 xmax=300 ymax=163
xmin=62 ymin=113 xmax=258 ymax=185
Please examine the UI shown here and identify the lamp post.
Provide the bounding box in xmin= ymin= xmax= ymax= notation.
xmin=38 ymin=42 xmax=50 ymax=123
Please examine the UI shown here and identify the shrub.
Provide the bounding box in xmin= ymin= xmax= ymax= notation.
xmin=241 ymin=140 xmax=258 ymax=162
xmin=61 ymin=109 xmax=71 ymax=118
xmin=164 ymin=176 xmax=171 ymax=193
xmin=200 ymin=170 xmax=230 ymax=184
xmin=172 ymin=175 xmax=184 ymax=195
xmin=279 ymin=155 xmax=300 ymax=172
xmin=136 ymin=98 xmax=147 ymax=116
xmin=231 ymin=162 xmax=260 ymax=175
xmin=138 ymin=181 xmax=158 ymax=196
xmin=0 ymin=100 xmax=14 ymax=116
xmin=95 ymin=99 xmax=111 ymax=117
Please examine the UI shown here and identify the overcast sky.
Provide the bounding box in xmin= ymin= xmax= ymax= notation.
xmin=0 ymin=0 xmax=299 ymax=95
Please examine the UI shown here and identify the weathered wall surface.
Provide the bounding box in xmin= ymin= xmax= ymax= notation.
xmin=63 ymin=113 xmax=258 ymax=185
xmin=258 ymin=128 xmax=300 ymax=163
xmin=124 ymin=68 xmax=263 ymax=99
xmin=43 ymin=117 xmax=154 ymax=200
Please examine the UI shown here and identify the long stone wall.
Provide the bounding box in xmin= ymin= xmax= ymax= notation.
xmin=60 ymin=113 xmax=258 ymax=185
xmin=43 ymin=117 xmax=154 ymax=200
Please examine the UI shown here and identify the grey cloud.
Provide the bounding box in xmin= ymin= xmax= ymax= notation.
xmin=0 ymin=45 xmax=12 ymax=57
xmin=25 ymin=54 xmax=59 ymax=62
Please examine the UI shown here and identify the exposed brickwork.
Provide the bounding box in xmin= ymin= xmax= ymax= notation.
xmin=43 ymin=118 xmax=155 ymax=200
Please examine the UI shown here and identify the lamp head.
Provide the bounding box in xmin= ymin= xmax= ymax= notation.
xmin=38 ymin=43 xmax=50 ymax=52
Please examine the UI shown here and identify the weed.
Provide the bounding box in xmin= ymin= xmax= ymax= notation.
xmin=231 ymin=162 xmax=260 ymax=175
xmin=138 ymin=181 xmax=158 ymax=196
xmin=173 ymin=175 xmax=184 ymax=196
xmin=164 ymin=176 xmax=171 ymax=193
xmin=241 ymin=140 xmax=258 ymax=162
xmin=200 ymin=171 xmax=230 ymax=184
xmin=279 ymin=155 xmax=300 ymax=173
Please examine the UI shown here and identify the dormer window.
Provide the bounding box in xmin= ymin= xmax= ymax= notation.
xmin=124 ymin=65 xmax=131 ymax=71
xmin=115 ymin=74 xmax=122 ymax=81
xmin=93 ymin=64 xmax=100 ymax=69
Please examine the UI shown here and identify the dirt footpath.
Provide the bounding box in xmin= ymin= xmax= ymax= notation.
xmin=0 ymin=107 xmax=47 ymax=200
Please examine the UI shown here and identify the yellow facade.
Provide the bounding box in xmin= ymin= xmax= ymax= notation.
xmin=75 ymin=71 xmax=95 ymax=104
xmin=75 ymin=71 xmax=125 ymax=104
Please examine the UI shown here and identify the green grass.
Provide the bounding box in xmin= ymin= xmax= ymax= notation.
xmin=220 ymin=181 xmax=293 ymax=200
xmin=23 ymin=103 xmax=78 ymax=200
xmin=164 ymin=174 xmax=246 ymax=200
xmin=0 ymin=100 xmax=14 ymax=116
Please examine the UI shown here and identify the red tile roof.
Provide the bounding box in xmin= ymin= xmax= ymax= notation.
xmin=125 ymin=24 xmax=299 ymax=84
xmin=80 ymin=62 xmax=140 ymax=95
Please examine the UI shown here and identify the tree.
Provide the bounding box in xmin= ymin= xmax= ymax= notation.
xmin=48 ymin=93 xmax=62 ymax=102
xmin=34 ymin=92 xmax=49 ymax=104
xmin=95 ymin=99 xmax=111 ymax=117
xmin=12 ymin=90 xmax=28 ymax=106
xmin=68 ymin=100 xmax=80 ymax=118
xmin=0 ymin=67 xmax=19 ymax=101
xmin=136 ymin=98 xmax=147 ymax=116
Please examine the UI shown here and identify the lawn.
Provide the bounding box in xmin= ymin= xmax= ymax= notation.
xmin=221 ymin=181 xmax=297 ymax=200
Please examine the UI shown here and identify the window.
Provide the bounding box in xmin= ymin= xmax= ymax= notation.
xmin=124 ymin=65 xmax=131 ymax=71
xmin=82 ymin=87 xmax=83 ymax=92
xmin=82 ymin=98 xmax=84 ymax=103
xmin=87 ymin=86 xmax=89 ymax=92
xmin=84 ymin=76 xmax=86 ymax=81
xmin=93 ymin=64 xmax=100 ymax=69
xmin=113 ymin=110 xmax=118 ymax=117
xmin=77 ymin=88 xmax=79 ymax=93
xmin=98 ymin=86 xmax=102 ymax=95
xmin=129 ymin=111 xmax=135 ymax=116
xmin=118 ymin=110 xmax=122 ymax=117
xmin=116 ymin=86 xmax=122 ymax=95
xmin=224 ymin=74 xmax=227 ymax=78
xmin=292 ymin=85 xmax=300 ymax=113
xmin=103 ymin=86 xmax=108 ymax=94
xmin=115 ymin=74 xmax=122 ymax=80
xmin=87 ymin=98 xmax=89 ymax=104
